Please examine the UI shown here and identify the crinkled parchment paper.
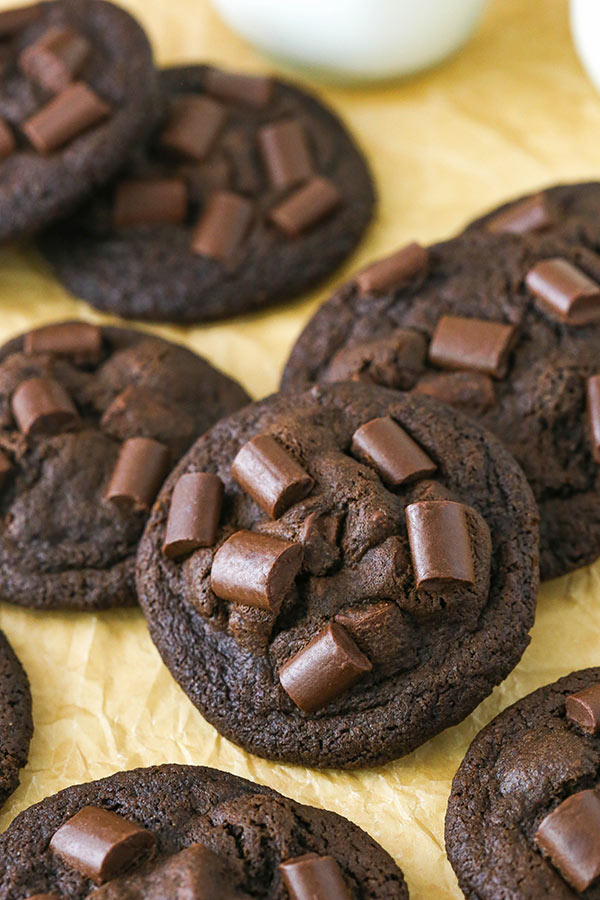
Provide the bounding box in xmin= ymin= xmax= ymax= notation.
xmin=1 ymin=1 xmax=599 ymax=896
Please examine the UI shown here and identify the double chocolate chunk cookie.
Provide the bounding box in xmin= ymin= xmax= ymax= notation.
xmin=282 ymin=183 xmax=600 ymax=579
xmin=0 ymin=628 xmax=32 ymax=810
xmin=0 ymin=763 xmax=408 ymax=898
xmin=446 ymin=668 xmax=600 ymax=899
xmin=38 ymin=65 xmax=375 ymax=323
xmin=0 ymin=321 xmax=249 ymax=611
xmin=136 ymin=382 xmax=539 ymax=768
xmin=0 ymin=0 xmax=161 ymax=239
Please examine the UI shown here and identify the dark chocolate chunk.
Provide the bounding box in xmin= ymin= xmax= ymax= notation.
xmin=351 ymin=415 xmax=436 ymax=486
xmin=203 ymin=67 xmax=273 ymax=108
xmin=429 ymin=315 xmax=517 ymax=379
xmin=324 ymin=330 xmax=427 ymax=389
xmin=49 ymin=805 xmax=155 ymax=884
xmin=413 ymin=371 xmax=496 ymax=414
xmin=105 ymin=437 xmax=170 ymax=511
xmin=486 ymin=193 xmax=555 ymax=235
xmin=258 ymin=119 xmax=313 ymax=192
xmin=20 ymin=26 xmax=91 ymax=93
xmin=566 ymin=683 xmax=600 ymax=734
xmin=162 ymin=472 xmax=223 ymax=559
xmin=190 ymin=190 xmax=252 ymax=261
xmin=210 ymin=530 xmax=303 ymax=611
xmin=24 ymin=321 xmax=102 ymax=362
xmin=113 ymin=178 xmax=187 ymax=228
xmin=587 ymin=375 xmax=600 ymax=463
xmin=269 ymin=176 xmax=342 ymax=237
xmin=279 ymin=622 xmax=372 ymax=713
xmin=355 ymin=242 xmax=428 ymax=294
xmin=185 ymin=156 xmax=231 ymax=203
xmin=11 ymin=376 xmax=78 ymax=436
xmin=335 ymin=601 xmax=417 ymax=675
xmin=0 ymin=4 xmax=40 ymax=38
xmin=526 ymin=258 xmax=600 ymax=324
xmin=279 ymin=853 xmax=350 ymax=900
xmin=0 ymin=117 xmax=16 ymax=161
xmin=406 ymin=500 xmax=475 ymax=589
xmin=23 ymin=81 xmax=111 ymax=154
xmin=536 ymin=790 xmax=600 ymax=892
xmin=231 ymin=434 xmax=314 ymax=518
xmin=0 ymin=449 xmax=13 ymax=487
xmin=158 ymin=95 xmax=226 ymax=162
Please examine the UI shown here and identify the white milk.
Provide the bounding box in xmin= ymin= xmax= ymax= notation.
xmin=571 ymin=0 xmax=600 ymax=94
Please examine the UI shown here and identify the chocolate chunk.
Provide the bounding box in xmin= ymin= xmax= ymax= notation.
xmin=536 ymin=790 xmax=600 ymax=892
xmin=0 ymin=449 xmax=13 ymax=487
xmin=526 ymin=258 xmax=600 ymax=324
xmin=11 ymin=376 xmax=78 ymax=436
xmin=191 ymin=191 xmax=253 ymax=261
xmin=162 ymin=472 xmax=223 ymax=559
xmin=324 ymin=329 xmax=427 ymax=389
xmin=355 ymin=242 xmax=428 ymax=294
xmin=105 ymin=437 xmax=170 ymax=511
xmin=406 ymin=500 xmax=475 ymax=589
xmin=335 ymin=601 xmax=417 ymax=675
xmin=429 ymin=315 xmax=517 ymax=379
xmin=20 ymin=26 xmax=91 ymax=93
xmin=203 ymin=67 xmax=273 ymax=108
xmin=0 ymin=4 xmax=40 ymax=38
xmin=231 ymin=434 xmax=314 ymax=518
xmin=279 ymin=622 xmax=372 ymax=713
xmin=99 ymin=385 xmax=196 ymax=458
xmin=566 ymin=683 xmax=600 ymax=734
xmin=300 ymin=510 xmax=341 ymax=575
xmin=113 ymin=178 xmax=188 ymax=228
xmin=486 ymin=192 xmax=555 ymax=234
xmin=269 ymin=176 xmax=342 ymax=237
xmin=351 ymin=415 xmax=436 ymax=487
xmin=222 ymin=128 xmax=261 ymax=195
xmin=49 ymin=806 xmax=155 ymax=884
xmin=258 ymin=119 xmax=313 ymax=192
xmin=587 ymin=375 xmax=600 ymax=463
xmin=211 ymin=530 xmax=303 ymax=611
xmin=24 ymin=321 xmax=102 ymax=362
xmin=280 ymin=853 xmax=350 ymax=900
xmin=158 ymin=96 xmax=226 ymax=162
xmin=185 ymin=156 xmax=231 ymax=203
xmin=23 ymin=81 xmax=111 ymax=154
xmin=0 ymin=117 xmax=16 ymax=162
xmin=413 ymin=371 xmax=496 ymax=414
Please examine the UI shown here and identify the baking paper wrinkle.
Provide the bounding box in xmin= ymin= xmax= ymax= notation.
xmin=0 ymin=1 xmax=598 ymax=897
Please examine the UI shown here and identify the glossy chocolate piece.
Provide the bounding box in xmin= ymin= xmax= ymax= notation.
xmin=406 ymin=500 xmax=475 ymax=589
xmin=526 ymin=258 xmax=600 ymax=324
xmin=49 ymin=805 xmax=155 ymax=884
xmin=536 ymin=790 xmax=600 ymax=892
xmin=566 ymin=683 xmax=600 ymax=734
xmin=162 ymin=472 xmax=223 ymax=559
xmin=158 ymin=95 xmax=226 ymax=162
xmin=429 ymin=315 xmax=517 ymax=379
xmin=351 ymin=415 xmax=436 ymax=487
xmin=269 ymin=176 xmax=342 ymax=237
xmin=587 ymin=375 xmax=600 ymax=463
xmin=355 ymin=242 xmax=428 ymax=294
xmin=279 ymin=853 xmax=350 ymax=900
xmin=258 ymin=119 xmax=313 ymax=192
xmin=203 ymin=67 xmax=273 ymax=108
xmin=335 ymin=600 xmax=417 ymax=675
xmin=191 ymin=190 xmax=253 ymax=261
xmin=105 ymin=437 xmax=170 ymax=511
xmin=24 ymin=321 xmax=102 ymax=362
xmin=11 ymin=376 xmax=78 ymax=436
xmin=486 ymin=192 xmax=555 ymax=234
xmin=23 ymin=81 xmax=111 ymax=154
xmin=211 ymin=530 xmax=303 ymax=611
xmin=0 ymin=449 xmax=13 ymax=487
xmin=20 ymin=26 xmax=91 ymax=93
xmin=0 ymin=4 xmax=40 ymax=37
xmin=231 ymin=434 xmax=314 ymax=518
xmin=279 ymin=622 xmax=372 ymax=713
xmin=413 ymin=371 xmax=496 ymax=414
xmin=113 ymin=178 xmax=188 ymax=228
xmin=0 ymin=117 xmax=16 ymax=161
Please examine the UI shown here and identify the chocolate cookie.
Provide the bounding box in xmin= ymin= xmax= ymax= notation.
xmin=0 ymin=0 xmax=162 ymax=240
xmin=281 ymin=183 xmax=600 ymax=580
xmin=0 ymin=763 xmax=408 ymax=898
xmin=136 ymin=382 xmax=539 ymax=769
xmin=445 ymin=667 xmax=600 ymax=899
xmin=0 ymin=321 xmax=249 ymax=611
xmin=0 ymin=628 xmax=32 ymax=810
xmin=37 ymin=64 xmax=375 ymax=323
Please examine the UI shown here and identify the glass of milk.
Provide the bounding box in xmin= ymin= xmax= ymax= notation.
xmin=571 ymin=0 xmax=600 ymax=94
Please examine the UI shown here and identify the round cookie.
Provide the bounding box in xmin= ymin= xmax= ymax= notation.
xmin=446 ymin=668 xmax=600 ymax=900
xmin=136 ymin=382 xmax=539 ymax=769
xmin=37 ymin=65 xmax=376 ymax=323
xmin=0 ymin=321 xmax=250 ymax=611
xmin=0 ymin=628 xmax=32 ymax=810
xmin=0 ymin=0 xmax=162 ymax=240
xmin=281 ymin=188 xmax=600 ymax=580
xmin=0 ymin=763 xmax=409 ymax=898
